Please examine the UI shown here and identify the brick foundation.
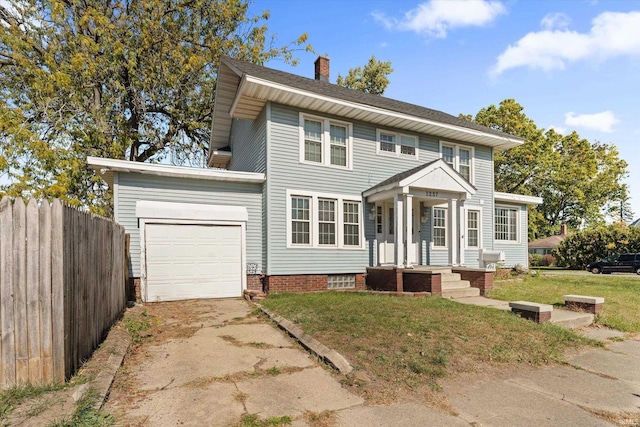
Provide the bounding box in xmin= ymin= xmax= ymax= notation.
xmin=565 ymin=301 xmax=603 ymax=315
xmin=366 ymin=267 xmax=442 ymax=296
xmin=511 ymin=308 xmax=552 ymax=323
xmin=264 ymin=274 xmax=366 ymax=293
xmin=453 ymin=268 xmax=494 ymax=296
xmin=128 ymin=277 xmax=141 ymax=302
xmin=402 ymin=270 xmax=441 ymax=295
xmin=246 ymin=275 xmax=263 ymax=292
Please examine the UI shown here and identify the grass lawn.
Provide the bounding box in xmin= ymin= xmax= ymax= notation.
xmin=260 ymin=292 xmax=598 ymax=404
xmin=489 ymin=274 xmax=640 ymax=332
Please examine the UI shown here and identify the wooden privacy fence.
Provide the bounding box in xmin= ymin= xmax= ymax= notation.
xmin=0 ymin=196 xmax=127 ymax=389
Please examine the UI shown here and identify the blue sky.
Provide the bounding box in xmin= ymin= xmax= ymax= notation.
xmin=254 ymin=0 xmax=640 ymax=220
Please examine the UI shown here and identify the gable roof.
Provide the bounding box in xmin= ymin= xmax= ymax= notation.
xmin=529 ymin=234 xmax=570 ymax=249
xmin=209 ymin=56 xmax=525 ymax=166
xmin=363 ymin=159 xmax=476 ymax=201
xmin=632 ymin=218 xmax=640 ymax=227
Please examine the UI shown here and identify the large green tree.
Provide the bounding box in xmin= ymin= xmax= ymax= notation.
xmin=336 ymin=55 xmax=393 ymax=95
xmin=462 ymin=99 xmax=630 ymax=238
xmin=0 ymin=0 xmax=310 ymax=213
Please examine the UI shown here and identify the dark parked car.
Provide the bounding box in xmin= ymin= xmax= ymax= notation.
xmin=586 ymin=253 xmax=640 ymax=275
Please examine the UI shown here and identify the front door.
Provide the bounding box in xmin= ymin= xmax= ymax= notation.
xmin=376 ymin=202 xmax=419 ymax=265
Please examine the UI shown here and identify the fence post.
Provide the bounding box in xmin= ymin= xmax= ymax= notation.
xmin=0 ymin=197 xmax=15 ymax=388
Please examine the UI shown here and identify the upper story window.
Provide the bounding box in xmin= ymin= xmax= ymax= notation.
xmin=300 ymin=113 xmax=352 ymax=169
xmin=440 ymin=142 xmax=473 ymax=183
xmin=495 ymin=206 xmax=518 ymax=242
xmin=287 ymin=190 xmax=363 ymax=249
xmin=377 ymin=129 xmax=418 ymax=159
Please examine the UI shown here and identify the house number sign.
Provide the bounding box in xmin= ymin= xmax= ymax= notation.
xmin=425 ymin=191 xmax=439 ymax=198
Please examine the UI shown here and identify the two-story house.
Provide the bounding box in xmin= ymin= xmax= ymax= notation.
xmin=89 ymin=55 xmax=541 ymax=302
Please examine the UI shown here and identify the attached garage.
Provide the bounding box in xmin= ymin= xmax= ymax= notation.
xmin=137 ymin=201 xmax=249 ymax=302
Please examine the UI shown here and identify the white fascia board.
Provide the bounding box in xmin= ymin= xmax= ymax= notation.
xmin=494 ymin=192 xmax=543 ymax=205
xmin=87 ymin=156 xmax=265 ymax=184
xmin=136 ymin=200 xmax=248 ymax=222
xmin=234 ymin=76 xmax=524 ymax=150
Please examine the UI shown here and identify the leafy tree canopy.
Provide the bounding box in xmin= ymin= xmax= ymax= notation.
xmin=336 ymin=55 xmax=393 ymax=95
xmin=0 ymin=0 xmax=311 ymax=214
xmin=462 ymin=99 xmax=630 ymax=238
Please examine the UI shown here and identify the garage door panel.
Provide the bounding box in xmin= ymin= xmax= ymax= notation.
xmin=144 ymin=223 xmax=242 ymax=301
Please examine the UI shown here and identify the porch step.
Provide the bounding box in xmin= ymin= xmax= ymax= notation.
xmin=549 ymin=309 xmax=595 ymax=329
xmin=441 ymin=280 xmax=472 ymax=290
xmin=441 ymin=272 xmax=462 ymax=282
xmin=442 ymin=286 xmax=480 ymax=299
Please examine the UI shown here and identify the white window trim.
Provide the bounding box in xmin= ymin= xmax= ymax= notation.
xmin=299 ymin=113 xmax=353 ymax=170
xmin=464 ymin=206 xmax=483 ymax=249
xmin=376 ymin=129 xmax=419 ymax=160
xmin=431 ymin=206 xmax=448 ymax=250
xmin=439 ymin=141 xmax=474 ymax=184
xmin=286 ymin=189 xmax=364 ymax=249
xmin=494 ymin=204 xmax=521 ymax=244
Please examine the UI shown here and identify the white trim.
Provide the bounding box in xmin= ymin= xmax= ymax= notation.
xmin=136 ymin=201 xmax=248 ymax=302
xmin=265 ymin=102 xmax=273 ymax=276
xmin=231 ymin=74 xmax=524 ymax=151
xmin=299 ymin=112 xmax=353 ymax=170
xmin=494 ymin=204 xmax=521 ymax=244
xmin=376 ymin=129 xmax=419 ymax=160
xmin=87 ymin=156 xmax=265 ymax=184
xmin=432 ymin=207 xmax=448 ymax=249
xmin=286 ymin=189 xmax=364 ymax=250
xmin=494 ymin=191 xmax=543 ymax=205
xmin=136 ymin=200 xmax=248 ymax=222
xmin=439 ymin=141 xmax=475 ymax=185
xmin=464 ymin=206 xmax=483 ymax=250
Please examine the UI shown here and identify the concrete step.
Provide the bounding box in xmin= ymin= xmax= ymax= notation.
xmin=550 ymin=309 xmax=594 ymax=329
xmin=441 ymin=272 xmax=462 ymax=282
xmin=441 ymin=280 xmax=472 ymax=290
xmin=442 ymin=287 xmax=480 ymax=299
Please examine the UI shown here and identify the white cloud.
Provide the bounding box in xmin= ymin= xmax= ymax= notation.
xmin=493 ymin=11 xmax=640 ymax=74
xmin=564 ymin=111 xmax=620 ymax=133
xmin=380 ymin=41 xmax=389 ymax=48
xmin=373 ymin=0 xmax=506 ymax=38
xmin=549 ymin=125 xmax=567 ymax=135
xmin=540 ymin=12 xmax=571 ymax=30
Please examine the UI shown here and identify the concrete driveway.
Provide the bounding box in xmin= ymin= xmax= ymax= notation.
xmin=105 ymin=298 xmax=465 ymax=426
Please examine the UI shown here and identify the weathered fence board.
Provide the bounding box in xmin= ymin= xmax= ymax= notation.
xmin=0 ymin=196 xmax=126 ymax=388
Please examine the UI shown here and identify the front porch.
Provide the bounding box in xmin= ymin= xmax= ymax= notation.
xmin=365 ymin=265 xmax=495 ymax=298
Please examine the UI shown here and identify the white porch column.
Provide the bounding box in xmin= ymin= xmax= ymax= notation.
xmin=459 ymin=202 xmax=465 ymax=266
xmin=404 ymin=194 xmax=413 ymax=267
xmin=394 ymin=194 xmax=404 ymax=267
xmin=448 ymin=198 xmax=458 ymax=265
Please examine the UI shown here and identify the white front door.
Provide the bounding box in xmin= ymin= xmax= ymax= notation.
xmin=376 ymin=202 xmax=420 ymax=265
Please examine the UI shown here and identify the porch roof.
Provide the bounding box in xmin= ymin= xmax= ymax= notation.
xmin=362 ymin=159 xmax=476 ymax=201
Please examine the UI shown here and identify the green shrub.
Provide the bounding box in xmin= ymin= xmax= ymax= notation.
xmin=529 ymin=253 xmax=543 ymax=267
xmin=555 ymin=224 xmax=640 ymax=269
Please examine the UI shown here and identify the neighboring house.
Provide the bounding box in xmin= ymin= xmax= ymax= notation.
xmin=529 ymin=224 xmax=571 ymax=256
xmin=88 ymin=55 xmax=542 ymax=302
xmin=631 ymin=218 xmax=640 ymax=227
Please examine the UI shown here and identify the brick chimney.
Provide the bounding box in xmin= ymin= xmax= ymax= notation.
xmin=560 ymin=224 xmax=568 ymax=236
xmin=314 ymin=55 xmax=329 ymax=82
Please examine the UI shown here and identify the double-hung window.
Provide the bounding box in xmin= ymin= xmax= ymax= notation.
xmin=467 ymin=210 xmax=480 ymax=248
xmin=440 ymin=142 xmax=473 ymax=183
xmin=495 ymin=207 xmax=518 ymax=242
xmin=377 ymin=129 xmax=418 ymax=159
xmin=300 ymin=114 xmax=352 ymax=168
xmin=433 ymin=207 xmax=447 ymax=248
xmin=288 ymin=190 xmax=362 ymax=248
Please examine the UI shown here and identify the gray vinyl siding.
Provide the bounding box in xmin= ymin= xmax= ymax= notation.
xmin=266 ymin=102 xmax=496 ymax=275
xmin=116 ymin=172 xmax=263 ymax=277
xmin=229 ymin=107 xmax=267 ymax=173
xmin=494 ymin=203 xmax=529 ymax=268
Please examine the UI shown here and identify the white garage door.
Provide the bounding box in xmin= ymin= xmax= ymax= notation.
xmin=144 ymin=223 xmax=242 ymax=301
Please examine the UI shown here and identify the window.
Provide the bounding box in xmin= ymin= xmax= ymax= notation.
xmin=318 ymin=199 xmax=336 ymax=245
xmin=467 ymin=210 xmax=479 ymax=248
xmin=377 ymin=130 xmax=418 ymax=159
xmin=495 ymin=207 xmax=518 ymax=242
xmin=343 ymin=202 xmax=360 ymax=246
xmin=376 ymin=206 xmax=383 ymax=234
xmin=300 ymin=114 xmax=352 ymax=168
xmin=433 ymin=208 xmax=447 ymax=247
xmin=327 ymin=275 xmax=356 ymax=289
xmin=287 ymin=191 xmax=362 ymax=248
xmin=291 ymin=197 xmax=310 ymax=244
xmin=440 ymin=142 xmax=473 ymax=183
xmin=388 ymin=207 xmax=394 ymax=235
